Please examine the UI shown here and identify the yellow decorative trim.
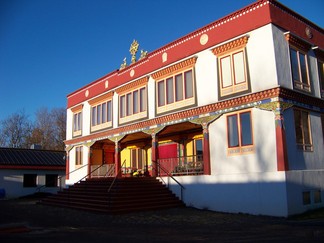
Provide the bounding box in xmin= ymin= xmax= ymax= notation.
xmin=115 ymin=76 xmax=148 ymax=95
xmin=142 ymin=126 xmax=165 ymax=136
xmin=88 ymin=92 xmax=113 ymax=106
xmin=71 ymin=104 xmax=83 ymax=112
xmin=284 ymin=32 xmax=312 ymax=53
xmin=189 ymin=114 xmax=222 ymax=126
xmin=151 ymin=56 xmax=198 ymax=80
xmin=212 ymin=36 xmax=249 ymax=56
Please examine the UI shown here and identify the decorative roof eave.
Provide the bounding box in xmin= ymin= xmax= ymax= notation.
xmin=212 ymin=35 xmax=249 ymax=56
xmin=284 ymin=31 xmax=313 ymax=52
xmin=312 ymin=46 xmax=324 ymax=61
xmin=65 ymin=87 xmax=324 ymax=147
xmin=115 ymin=76 xmax=149 ymax=95
xmin=88 ymin=91 xmax=114 ymax=106
xmin=151 ymin=56 xmax=198 ymax=80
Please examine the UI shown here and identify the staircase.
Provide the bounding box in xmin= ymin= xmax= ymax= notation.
xmin=41 ymin=177 xmax=185 ymax=214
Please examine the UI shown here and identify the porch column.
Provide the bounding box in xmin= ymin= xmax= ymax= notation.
xmin=189 ymin=114 xmax=222 ymax=175
xmin=151 ymin=133 xmax=158 ymax=177
xmin=202 ymin=123 xmax=211 ymax=175
xmin=65 ymin=151 xmax=70 ymax=180
xmin=114 ymin=141 xmax=122 ymax=177
xmin=257 ymin=101 xmax=293 ymax=171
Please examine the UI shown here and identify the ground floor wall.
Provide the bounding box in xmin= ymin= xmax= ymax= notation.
xmin=286 ymin=170 xmax=324 ymax=216
xmin=167 ymin=172 xmax=288 ymax=217
xmin=0 ymin=169 xmax=65 ymax=199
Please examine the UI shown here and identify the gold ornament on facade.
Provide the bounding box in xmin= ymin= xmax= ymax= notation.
xmin=119 ymin=40 xmax=148 ymax=69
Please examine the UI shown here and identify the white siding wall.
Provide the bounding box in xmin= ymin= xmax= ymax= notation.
xmin=209 ymin=108 xmax=277 ymax=174
xmin=248 ymin=24 xmax=279 ymax=92
xmin=167 ymin=172 xmax=288 ymax=217
xmin=66 ymin=145 xmax=90 ymax=185
xmin=0 ymin=169 xmax=65 ymax=199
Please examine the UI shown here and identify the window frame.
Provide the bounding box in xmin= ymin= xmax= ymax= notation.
xmin=293 ymin=108 xmax=313 ymax=151
xmin=226 ymin=110 xmax=254 ymax=155
xmin=212 ymin=36 xmax=250 ymax=99
xmin=75 ymin=146 xmax=83 ymax=166
xmin=318 ymin=60 xmax=324 ymax=98
xmin=289 ymin=47 xmax=311 ymax=92
xmin=119 ymin=85 xmax=147 ymax=125
xmin=45 ymin=174 xmax=58 ymax=187
xmin=23 ymin=174 xmax=37 ymax=187
xmin=91 ymin=99 xmax=113 ymax=132
xmin=72 ymin=110 xmax=82 ymax=137
xmin=156 ymin=68 xmax=196 ymax=114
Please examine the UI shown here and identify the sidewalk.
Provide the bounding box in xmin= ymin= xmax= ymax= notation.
xmin=0 ymin=198 xmax=324 ymax=242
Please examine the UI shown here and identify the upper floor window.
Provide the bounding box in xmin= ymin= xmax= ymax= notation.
xmin=227 ymin=110 xmax=254 ymax=155
xmin=116 ymin=77 xmax=148 ymax=125
xmin=212 ymin=36 xmax=250 ymax=99
xmin=318 ymin=60 xmax=324 ymax=98
xmin=71 ymin=104 xmax=83 ymax=137
xmin=285 ymin=32 xmax=312 ymax=93
xmin=152 ymin=57 xmax=197 ymax=115
xmin=289 ymin=47 xmax=310 ymax=92
xmin=293 ymin=109 xmax=312 ymax=151
xmin=89 ymin=92 xmax=113 ymax=132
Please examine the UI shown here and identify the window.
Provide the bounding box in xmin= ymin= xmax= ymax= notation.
xmin=290 ymin=47 xmax=311 ymax=92
xmin=157 ymin=70 xmax=194 ymax=108
xmin=152 ymin=57 xmax=197 ymax=115
xmin=227 ymin=111 xmax=253 ymax=155
xmin=285 ymin=32 xmax=312 ymax=93
xmin=314 ymin=190 xmax=322 ymax=204
xmin=75 ymin=146 xmax=83 ymax=165
xmin=91 ymin=100 xmax=112 ymax=132
xmin=45 ymin=174 xmax=58 ymax=187
xmin=119 ymin=86 xmax=147 ymax=123
xmin=212 ymin=36 xmax=249 ymax=98
xmin=23 ymin=174 xmax=37 ymax=187
xmin=293 ymin=109 xmax=312 ymax=151
xmin=318 ymin=60 xmax=324 ymax=98
xmin=131 ymin=148 xmax=145 ymax=170
xmin=73 ymin=111 xmax=82 ymax=136
xmin=194 ymin=139 xmax=203 ymax=162
xmin=303 ymin=191 xmax=311 ymax=205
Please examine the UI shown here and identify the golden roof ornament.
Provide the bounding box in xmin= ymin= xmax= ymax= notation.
xmin=119 ymin=40 xmax=148 ymax=69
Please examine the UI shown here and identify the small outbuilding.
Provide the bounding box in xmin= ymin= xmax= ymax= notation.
xmin=0 ymin=147 xmax=66 ymax=199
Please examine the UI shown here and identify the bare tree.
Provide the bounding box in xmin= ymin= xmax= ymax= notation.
xmin=0 ymin=111 xmax=32 ymax=148
xmin=27 ymin=107 xmax=66 ymax=150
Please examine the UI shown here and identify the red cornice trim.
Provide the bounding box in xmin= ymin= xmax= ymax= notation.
xmin=66 ymin=0 xmax=323 ymax=110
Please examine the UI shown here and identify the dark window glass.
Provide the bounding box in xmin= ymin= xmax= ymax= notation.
xmin=228 ymin=115 xmax=239 ymax=147
xmin=23 ymin=174 xmax=37 ymax=187
xmin=240 ymin=112 xmax=252 ymax=146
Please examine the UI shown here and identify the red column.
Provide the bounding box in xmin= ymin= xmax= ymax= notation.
xmin=202 ymin=123 xmax=211 ymax=175
xmin=275 ymin=112 xmax=289 ymax=171
xmin=151 ymin=134 xmax=158 ymax=177
xmin=114 ymin=141 xmax=122 ymax=177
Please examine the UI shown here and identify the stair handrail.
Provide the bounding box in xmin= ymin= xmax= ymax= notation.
xmin=76 ymin=163 xmax=107 ymax=184
xmin=156 ymin=161 xmax=185 ymax=201
xmin=107 ymin=159 xmax=126 ymax=193
xmin=53 ymin=163 xmax=88 ymax=191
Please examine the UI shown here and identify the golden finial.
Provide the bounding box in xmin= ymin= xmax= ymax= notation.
xmin=120 ymin=57 xmax=127 ymax=70
xmin=129 ymin=40 xmax=139 ymax=64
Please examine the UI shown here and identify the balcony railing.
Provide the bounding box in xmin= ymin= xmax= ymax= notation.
xmin=90 ymin=164 xmax=115 ymax=178
xmin=157 ymin=155 xmax=203 ymax=176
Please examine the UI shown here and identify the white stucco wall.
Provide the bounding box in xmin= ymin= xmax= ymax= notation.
xmin=0 ymin=169 xmax=65 ymax=199
xmin=209 ymin=108 xmax=277 ymax=175
xmin=247 ymin=24 xmax=279 ymax=92
xmin=167 ymin=172 xmax=288 ymax=217
xmin=66 ymin=145 xmax=90 ymax=185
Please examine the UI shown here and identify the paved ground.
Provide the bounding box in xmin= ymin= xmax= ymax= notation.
xmin=0 ymin=198 xmax=324 ymax=242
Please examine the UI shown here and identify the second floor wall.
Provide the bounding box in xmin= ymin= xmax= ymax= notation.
xmin=66 ymin=23 xmax=323 ymax=141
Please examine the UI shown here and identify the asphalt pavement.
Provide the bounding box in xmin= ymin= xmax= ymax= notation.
xmin=0 ymin=198 xmax=324 ymax=242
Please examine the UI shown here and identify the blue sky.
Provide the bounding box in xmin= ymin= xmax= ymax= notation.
xmin=0 ymin=0 xmax=323 ymax=122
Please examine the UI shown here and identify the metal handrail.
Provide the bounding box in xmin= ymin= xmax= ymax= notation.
xmin=58 ymin=163 xmax=88 ymax=190
xmin=76 ymin=163 xmax=106 ymax=184
xmin=107 ymin=159 xmax=126 ymax=193
xmin=156 ymin=161 xmax=185 ymax=201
